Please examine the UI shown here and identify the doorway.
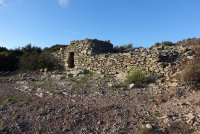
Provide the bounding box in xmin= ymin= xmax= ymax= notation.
xmin=67 ymin=52 xmax=75 ymax=68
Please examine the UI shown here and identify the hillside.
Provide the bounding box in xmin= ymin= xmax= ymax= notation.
xmin=0 ymin=38 xmax=200 ymax=134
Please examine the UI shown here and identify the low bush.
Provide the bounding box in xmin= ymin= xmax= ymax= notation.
xmin=0 ymin=46 xmax=8 ymax=52
xmin=0 ymin=44 xmax=64 ymax=72
xmin=181 ymin=61 xmax=200 ymax=83
xmin=181 ymin=46 xmax=200 ymax=86
xmin=19 ymin=44 xmax=63 ymax=72
xmin=113 ymin=43 xmax=134 ymax=53
xmin=154 ymin=41 xmax=175 ymax=49
xmin=43 ymin=44 xmax=67 ymax=53
xmin=0 ymin=51 xmax=19 ymax=71
xmin=125 ymin=68 xmax=147 ymax=87
xmin=20 ymin=50 xmax=41 ymax=72
xmin=39 ymin=50 xmax=63 ymax=71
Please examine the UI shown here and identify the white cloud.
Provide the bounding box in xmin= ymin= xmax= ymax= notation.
xmin=57 ymin=0 xmax=70 ymax=7
xmin=0 ymin=0 xmax=6 ymax=6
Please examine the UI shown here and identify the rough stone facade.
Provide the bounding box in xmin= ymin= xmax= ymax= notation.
xmin=57 ymin=38 xmax=193 ymax=78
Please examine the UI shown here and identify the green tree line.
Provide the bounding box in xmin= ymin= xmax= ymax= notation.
xmin=0 ymin=44 xmax=65 ymax=72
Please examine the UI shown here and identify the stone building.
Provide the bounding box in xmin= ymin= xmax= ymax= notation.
xmin=57 ymin=38 xmax=193 ymax=77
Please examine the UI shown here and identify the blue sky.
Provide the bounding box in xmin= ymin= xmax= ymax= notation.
xmin=0 ymin=0 xmax=200 ymax=49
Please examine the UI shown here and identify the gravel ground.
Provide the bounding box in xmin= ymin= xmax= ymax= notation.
xmin=0 ymin=72 xmax=200 ymax=134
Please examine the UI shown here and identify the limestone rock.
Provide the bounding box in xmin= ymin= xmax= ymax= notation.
xmin=129 ymin=83 xmax=135 ymax=89
xmin=186 ymin=113 xmax=195 ymax=124
xmin=146 ymin=123 xmax=153 ymax=129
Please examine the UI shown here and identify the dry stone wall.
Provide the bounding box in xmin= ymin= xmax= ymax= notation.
xmin=57 ymin=38 xmax=193 ymax=78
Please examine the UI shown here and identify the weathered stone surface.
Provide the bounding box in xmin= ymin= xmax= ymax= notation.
xmin=55 ymin=38 xmax=193 ymax=80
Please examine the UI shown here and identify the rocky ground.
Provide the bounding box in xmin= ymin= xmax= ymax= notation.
xmin=0 ymin=71 xmax=200 ymax=134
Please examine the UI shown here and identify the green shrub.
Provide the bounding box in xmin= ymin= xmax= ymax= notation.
xmin=10 ymin=48 xmax=23 ymax=57
xmin=0 ymin=51 xmax=19 ymax=71
xmin=21 ymin=44 xmax=42 ymax=53
xmin=125 ymin=68 xmax=147 ymax=87
xmin=0 ymin=46 xmax=8 ymax=52
xmin=39 ymin=51 xmax=63 ymax=71
xmin=19 ymin=44 xmax=63 ymax=72
xmin=113 ymin=43 xmax=134 ymax=53
xmin=19 ymin=44 xmax=41 ymax=71
xmin=20 ymin=50 xmax=41 ymax=72
xmin=43 ymin=44 xmax=67 ymax=53
xmin=154 ymin=41 xmax=175 ymax=47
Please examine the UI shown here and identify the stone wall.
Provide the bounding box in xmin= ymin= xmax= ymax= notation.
xmin=57 ymin=38 xmax=193 ymax=78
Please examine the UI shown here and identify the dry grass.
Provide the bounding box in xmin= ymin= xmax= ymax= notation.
xmin=181 ymin=45 xmax=200 ymax=87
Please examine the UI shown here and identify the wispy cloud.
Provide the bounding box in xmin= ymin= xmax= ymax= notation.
xmin=61 ymin=28 xmax=78 ymax=35
xmin=0 ymin=0 xmax=7 ymax=6
xmin=0 ymin=0 xmax=24 ymax=8
xmin=57 ymin=0 xmax=70 ymax=7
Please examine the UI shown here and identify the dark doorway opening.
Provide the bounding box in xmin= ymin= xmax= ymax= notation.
xmin=67 ymin=52 xmax=75 ymax=68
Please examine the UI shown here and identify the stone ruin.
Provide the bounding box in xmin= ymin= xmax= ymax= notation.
xmin=56 ymin=38 xmax=194 ymax=79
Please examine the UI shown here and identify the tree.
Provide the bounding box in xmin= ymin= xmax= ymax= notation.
xmin=19 ymin=44 xmax=41 ymax=72
xmin=0 ymin=46 xmax=8 ymax=52
xmin=0 ymin=51 xmax=19 ymax=71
